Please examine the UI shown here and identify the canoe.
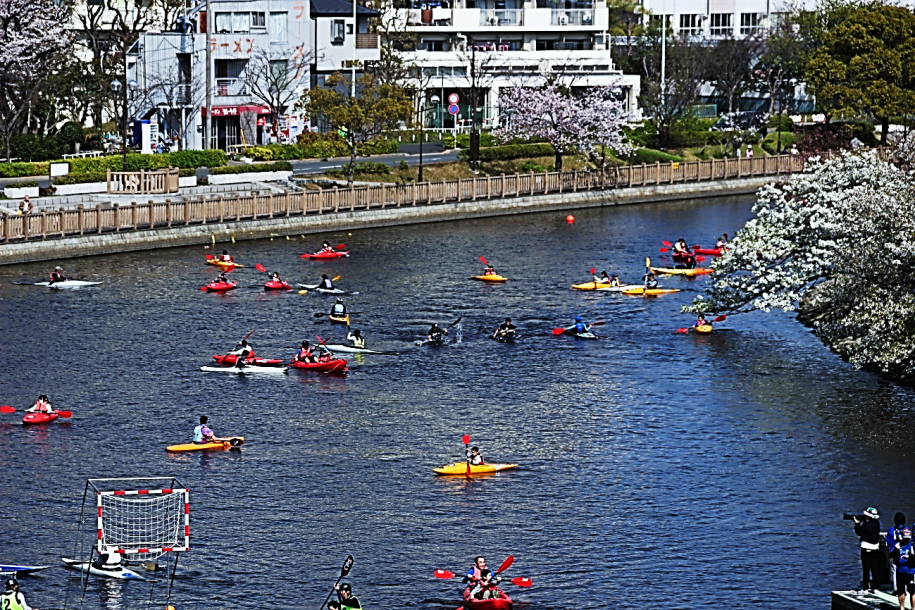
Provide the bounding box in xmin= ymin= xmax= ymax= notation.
xmin=462 ymin=588 xmax=513 ymax=610
xmin=319 ymin=344 xmax=388 ymax=355
xmin=203 ymin=281 xmax=237 ymax=292
xmin=264 ymin=281 xmax=291 ymax=291
xmin=563 ymin=330 xmax=598 ymax=340
xmin=491 ymin=333 xmax=520 ymax=343
xmin=199 ymin=365 xmax=289 ymax=374
xmin=622 ymin=287 xmax=681 ymax=295
xmin=289 ymin=359 xmax=348 ymax=372
xmin=328 ymin=314 xmax=350 ymax=324
xmin=595 ymin=284 xmax=643 ymax=292
xmin=301 ymin=251 xmax=349 ymax=260
xmin=166 ymin=437 xmax=244 ymax=452
xmin=693 ymin=247 xmax=723 ymax=256
xmin=22 ymin=412 xmax=59 ymax=425
xmin=471 ymin=274 xmax=508 ymax=283
xmin=61 ymin=558 xmax=152 ymax=581
xmin=0 ymin=565 xmax=50 ymax=576
xmin=672 ymin=252 xmax=695 ymax=263
xmin=206 ymin=259 xmax=243 ymax=268
xmin=433 ymin=462 xmax=519 ymax=475
xmin=695 ymin=324 xmax=714 ymax=333
xmin=571 ymin=281 xmax=612 ymax=291
xmin=212 ymin=354 xmax=285 ymax=366
xmin=297 ymin=284 xmax=347 ymax=294
xmin=649 ymin=266 xmax=713 ymax=276
xmin=34 ymin=280 xmax=101 ymax=288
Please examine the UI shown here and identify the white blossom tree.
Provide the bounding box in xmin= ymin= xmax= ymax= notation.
xmin=0 ymin=0 xmax=70 ymax=160
xmin=685 ymin=150 xmax=915 ymax=376
xmin=497 ymin=83 xmax=633 ymax=172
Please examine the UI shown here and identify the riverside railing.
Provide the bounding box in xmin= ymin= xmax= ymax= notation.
xmin=107 ymin=168 xmax=180 ymax=195
xmin=2 ymin=155 xmax=804 ymax=244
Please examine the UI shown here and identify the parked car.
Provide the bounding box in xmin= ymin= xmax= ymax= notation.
xmin=710 ymin=111 xmax=767 ymax=131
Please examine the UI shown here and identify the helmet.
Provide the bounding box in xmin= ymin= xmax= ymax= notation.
xmin=240 ymin=340 xmax=247 ymax=346
xmin=575 ymin=316 xmax=582 ymax=322
xmin=5 ymin=578 xmax=17 ymax=590
xmin=302 ymin=340 xmax=309 ymax=347
xmin=336 ymin=298 xmax=343 ymax=303
xmin=55 ymin=266 xmax=63 ymax=271
xmin=340 ymin=583 xmax=352 ymax=593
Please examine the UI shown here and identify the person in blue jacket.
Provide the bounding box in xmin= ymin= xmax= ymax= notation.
xmin=889 ymin=513 xmax=908 ymax=591
xmin=573 ymin=316 xmax=590 ymax=334
xmin=895 ymin=527 xmax=915 ymax=610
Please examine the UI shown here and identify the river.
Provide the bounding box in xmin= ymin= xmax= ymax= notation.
xmin=0 ymin=195 xmax=910 ymax=610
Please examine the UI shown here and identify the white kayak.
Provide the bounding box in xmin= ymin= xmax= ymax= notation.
xmin=200 ymin=365 xmax=289 ymax=375
xmin=595 ymin=284 xmax=643 ymax=292
xmin=62 ymin=558 xmax=153 ymax=581
xmin=0 ymin=565 xmax=50 ymax=576
xmin=320 ymin=344 xmax=389 ymax=355
xmin=35 ymin=280 xmax=101 ymax=289
xmin=298 ymin=284 xmax=347 ymax=295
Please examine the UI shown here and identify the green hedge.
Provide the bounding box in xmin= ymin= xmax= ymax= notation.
xmin=208 ymin=161 xmax=293 ymax=175
xmin=443 ymin=132 xmax=500 ymax=149
xmin=761 ymin=132 xmax=797 ymax=154
xmin=629 ymin=148 xmax=684 ymax=163
xmin=64 ymin=150 xmax=226 ymax=174
xmin=457 ymin=143 xmax=555 ymax=162
xmin=360 ymin=138 xmax=398 ymax=155
xmin=54 ymin=171 xmax=108 ymax=185
xmin=0 ymin=162 xmax=49 ymax=178
xmin=249 ymin=135 xmax=396 ymax=161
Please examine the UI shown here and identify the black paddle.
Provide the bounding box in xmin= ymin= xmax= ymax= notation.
xmin=319 ymin=555 xmax=354 ymax=610
xmin=314 ymin=312 xmax=362 ymax=318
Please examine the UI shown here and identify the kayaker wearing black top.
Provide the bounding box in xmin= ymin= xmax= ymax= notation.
xmin=229 ymin=339 xmax=252 ymax=358
xmin=642 ymin=272 xmax=658 ymax=289
xmin=854 ymin=507 xmax=882 ymax=591
xmin=334 ymin=583 xmax=362 ymax=610
xmin=428 ymin=323 xmax=448 ymax=344
xmin=331 ymin=299 xmax=347 ymax=317
xmin=216 ymin=272 xmax=229 ymax=284
xmin=93 ymin=546 xmax=122 ymax=571
xmin=321 ymin=274 xmax=334 ymax=290
xmin=49 ymin=266 xmax=67 ymax=284
xmin=469 ymin=569 xmax=501 ymax=600
xmin=492 ymin=318 xmax=517 ymax=340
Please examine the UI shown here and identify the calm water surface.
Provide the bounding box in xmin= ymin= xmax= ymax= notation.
xmin=0 ymin=197 xmax=911 ymax=610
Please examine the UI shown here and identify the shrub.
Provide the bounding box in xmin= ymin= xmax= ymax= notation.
xmin=519 ymin=160 xmax=548 ymax=173
xmin=58 ymin=121 xmax=85 ymax=150
xmin=629 ymin=148 xmax=684 ymax=164
xmin=9 ymin=134 xmax=68 ymax=162
xmin=457 ymin=143 xmax=555 ymax=162
xmin=168 ymin=149 xmax=227 ymax=168
xmin=14 ymin=180 xmax=39 ymax=188
xmin=297 ymin=132 xmax=350 ymax=158
xmin=54 ymin=171 xmax=108 ymax=185
xmin=761 ymin=132 xmax=797 ymax=154
xmin=360 ymin=137 xmax=398 ymax=155
xmin=354 ymin=161 xmax=390 ymax=175
xmin=443 ymin=132 xmax=500 ymax=149
xmin=0 ymin=162 xmax=49 ymax=178
xmin=208 ymin=161 xmax=293 ymax=175
xmin=768 ymin=115 xmax=794 ymax=132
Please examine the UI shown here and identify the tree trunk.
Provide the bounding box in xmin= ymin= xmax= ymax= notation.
xmin=555 ymin=151 xmax=563 ymax=172
xmin=881 ymin=117 xmax=889 ymax=145
xmin=348 ymin=147 xmax=356 ymax=186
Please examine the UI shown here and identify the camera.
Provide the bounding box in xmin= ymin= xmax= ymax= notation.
xmin=844 ymin=513 xmax=865 ymax=520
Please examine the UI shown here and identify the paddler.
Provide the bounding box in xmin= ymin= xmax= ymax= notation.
xmin=2 ymin=578 xmax=37 ymax=610
xmin=469 ymin=569 xmax=502 ymax=600
xmin=428 ymin=323 xmax=448 ymax=344
xmin=466 ymin=446 xmax=485 ymax=465
xmin=216 ymin=272 xmax=229 ymax=284
xmin=693 ymin=314 xmax=709 ymax=329
xmin=346 ymin=328 xmax=366 ymax=349
xmin=673 ymin=238 xmax=691 ymax=255
xmin=483 ymin=264 xmax=496 ymax=276
xmin=592 ymin=271 xmax=611 ymax=284
xmin=193 ymin=416 xmax=216 ymax=444
xmin=270 ymin=271 xmax=283 ymax=283
xmin=218 ymin=249 xmax=233 ymax=263
xmin=26 ymin=395 xmax=53 ymax=414
xmin=333 ymin=583 xmax=362 ymax=610
xmin=609 ymin=275 xmax=622 ymax=287
xmin=330 ymin=298 xmax=347 ymax=317
xmin=92 ymin=546 xmax=123 ymax=571
xmin=491 ymin=317 xmax=517 ymax=341
xmin=294 ymin=341 xmax=318 ymax=363
xmin=572 ymin=316 xmax=591 ymax=334
xmin=320 ymin=241 xmax=336 ymax=253
xmin=642 ymin=272 xmax=658 ymax=289
xmin=229 ymin=338 xmax=253 ymax=359
xmin=320 ymin=274 xmax=335 ymax=290
xmin=49 ymin=266 xmax=68 ymax=284
xmin=465 ymin=556 xmax=488 ymax=583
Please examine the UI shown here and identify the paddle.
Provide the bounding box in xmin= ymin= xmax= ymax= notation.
xmin=318 ymin=555 xmax=354 ymax=610
xmin=463 ymin=434 xmax=471 ymax=476
xmin=480 ymin=256 xmax=488 ymax=267
xmin=314 ymin=311 xmax=360 ymax=318
xmin=662 ymin=240 xmax=673 ymax=247
xmin=1 ymin=405 xmax=72 ymax=417
xmin=675 ymin=315 xmax=727 ymax=333
xmin=256 ymin=264 xmax=266 ymax=273
xmin=551 ymin=320 xmax=605 ymax=335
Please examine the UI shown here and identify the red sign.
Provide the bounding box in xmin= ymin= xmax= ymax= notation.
xmin=257 ymin=117 xmax=266 ymax=126
xmin=203 ymin=105 xmax=270 ymax=117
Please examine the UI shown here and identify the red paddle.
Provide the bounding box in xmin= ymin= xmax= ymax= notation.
xmin=662 ymin=240 xmax=673 ymax=247
xmin=205 ymin=254 xmax=214 ymax=260
xmin=434 ymin=570 xmax=456 ymax=579
xmin=495 ymin=556 xmax=514 ymax=575
xmin=589 ymin=267 xmax=595 ymax=275
xmin=511 ymin=577 xmax=532 ymax=587
xmin=1 ymin=405 xmax=72 ymax=417
xmin=659 ymin=248 xmax=671 ymax=253
xmin=552 ymin=320 xmax=605 ymax=335
xmin=336 ymin=243 xmax=346 ymax=250
xmin=255 ymin=264 xmax=266 ymax=273
xmin=463 ymin=434 xmax=471 ymax=476
xmin=479 ymin=256 xmax=488 ymax=266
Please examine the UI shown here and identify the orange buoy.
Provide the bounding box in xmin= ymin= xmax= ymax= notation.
xmin=566 ymin=215 xmax=575 ymax=223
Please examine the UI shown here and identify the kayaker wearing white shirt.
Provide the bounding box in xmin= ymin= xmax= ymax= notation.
xmin=466 ymin=446 xmax=484 ymax=465
xmin=92 ymin=547 xmax=122 ymax=571
xmin=229 ymin=339 xmax=252 ymax=358
xmin=346 ymin=328 xmax=365 ymax=348
xmin=26 ymin=395 xmax=53 ymax=414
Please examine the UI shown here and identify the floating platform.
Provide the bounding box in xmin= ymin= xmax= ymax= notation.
xmin=833 ymin=589 xmax=912 ymax=610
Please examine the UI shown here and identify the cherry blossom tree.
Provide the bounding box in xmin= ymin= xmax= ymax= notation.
xmin=497 ymin=83 xmax=633 ymax=172
xmin=0 ymin=0 xmax=70 ymax=161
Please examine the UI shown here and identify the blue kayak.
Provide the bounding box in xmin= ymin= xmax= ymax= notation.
xmin=0 ymin=565 xmax=50 ymax=576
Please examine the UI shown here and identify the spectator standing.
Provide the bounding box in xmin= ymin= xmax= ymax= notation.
xmin=896 ymin=528 xmax=915 ymax=610
xmin=854 ymin=507 xmax=883 ymax=591
xmin=889 ymin=513 xmax=908 ymax=590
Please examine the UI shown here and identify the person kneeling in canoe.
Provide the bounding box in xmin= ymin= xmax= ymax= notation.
xmin=492 ymin=317 xmax=517 ymax=341
xmin=330 ymin=299 xmax=347 ymax=317
xmin=333 ymin=582 xmax=362 ymax=610
xmin=49 ymin=266 xmax=68 ymax=284
xmin=642 ymin=272 xmax=658 ymax=289
xmin=321 ymin=274 xmax=335 ymax=290
xmin=26 ymin=394 xmax=53 ymax=414
xmin=466 ymin=446 xmax=485 ymax=465
xmin=293 ymin=341 xmax=318 ymax=364
xmin=194 ymin=416 xmax=216 ymax=444
xmin=428 ymin=323 xmax=448 ymax=344
xmin=218 ymin=249 xmax=233 ymax=263
xmin=346 ymin=328 xmax=366 ymax=349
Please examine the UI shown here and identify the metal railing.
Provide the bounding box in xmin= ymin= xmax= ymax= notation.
xmin=551 ymin=9 xmax=594 ymax=25
xmin=215 ymin=77 xmax=248 ymax=96
xmin=0 ymin=155 xmax=806 ymax=244
xmin=479 ymin=9 xmax=524 ymax=25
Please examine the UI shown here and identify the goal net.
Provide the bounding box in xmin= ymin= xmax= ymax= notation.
xmin=88 ymin=478 xmax=189 ymax=562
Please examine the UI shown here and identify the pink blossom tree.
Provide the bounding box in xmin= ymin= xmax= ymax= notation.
xmin=497 ymin=83 xmax=633 ymax=172
xmin=0 ymin=0 xmax=71 ymax=160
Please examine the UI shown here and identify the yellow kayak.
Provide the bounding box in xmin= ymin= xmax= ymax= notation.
xmin=695 ymin=325 xmax=713 ymax=333
xmin=649 ymin=266 xmax=712 ymax=276
xmin=207 ymin=259 xmax=244 ymax=268
xmin=433 ymin=462 xmax=519 ymax=476
xmin=622 ymin=287 xmax=681 ymax=296
xmin=166 ymin=437 xmax=245 ymax=452
xmin=572 ymin=281 xmax=612 ymax=291
xmin=471 ymin=274 xmax=508 ymax=283
xmin=328 ymin=314 xmax=350 ymax=324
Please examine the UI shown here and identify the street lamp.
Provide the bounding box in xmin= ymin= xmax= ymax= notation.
xmin=418 ymin=94 xmax=440 ymax=183
xmin=110 ymin=78 xmax=136 ymax=168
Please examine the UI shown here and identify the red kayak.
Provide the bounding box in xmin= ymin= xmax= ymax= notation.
xmin=212 ymin=354 xmax=285 ymax=366
xmin=23 ymin=412 xmax=59 ymax=425
xmin=289 ymin=358 xmax=348 ymax=372
xmin=693 ymin=247 xmax=723 ymax=256
xmin=203 ymin=281 xmax=237 ymax=292
xmin=671 ymin=252 xmax=695 ymax=263
xmin=301 ymin=251 xmax=349 ymax=260
xmin=462 ymin=588 xmax=512 ymax=610
xmin=264 ymin=280 xmax=291 ymax=291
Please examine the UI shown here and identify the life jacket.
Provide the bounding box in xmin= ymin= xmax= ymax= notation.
xmin=322 ymin=279 xmax=334 ymax=289
xmin=610 ymin=279 xmax=621 ymax=287
xmin=0 ymin=590 xmax=28 ymax=610
xmin=332 ymin=303 xmax=346 ymax=315
xmin=50 ymin=271 xmax=63 ymax=281
xmin=220 ymin=254 xmax=232 ymax=262
xmin=349 ymin=334 xmax=365 ymax=348
xmin=33 ymin=399 xmax=52 ymax=413
xmin=575 ymin=322 xmax=587 ymax=333
xmin=193 ymin=424 xmax=212 ymax=443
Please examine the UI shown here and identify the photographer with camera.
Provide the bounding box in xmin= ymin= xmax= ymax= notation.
xmin=894 ymin=528 xmax=915 ymax=610
xmin=889 ymin=513 xmax=908 ymax=591
xmin=850 ymin=507 xmax=883 ymax=592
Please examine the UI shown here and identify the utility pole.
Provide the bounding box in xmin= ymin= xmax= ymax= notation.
xmin=204 ymin=0 xmax=212 ymax=149
xmin=659 ymin=0 xmax=665 ymax=110
xmin=469 ymin=42 xmax=479 ymax=170
xmin=351 ymin=0 xmax=357 ymax=97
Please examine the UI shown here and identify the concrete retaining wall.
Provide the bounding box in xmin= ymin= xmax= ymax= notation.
xmin=208 ymin=171 xmax=292 ymax=185
xmin=0 ymin=176 xmax=770 ymax=266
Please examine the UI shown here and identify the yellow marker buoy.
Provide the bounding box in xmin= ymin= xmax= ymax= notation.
xmin=298 ymin=290 xmax=308 ymax=295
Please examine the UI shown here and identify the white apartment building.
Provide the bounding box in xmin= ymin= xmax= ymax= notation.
xmin=639 ymin=0 xmax=805 ymax=39
xmin=390 ymin=1 xmax=640 ymax=130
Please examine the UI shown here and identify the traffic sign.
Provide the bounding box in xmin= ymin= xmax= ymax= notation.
xmin=448 ymin=93 xmax=459 ymax=104
xmin=448 ymin=104 xmax=460 ymax=115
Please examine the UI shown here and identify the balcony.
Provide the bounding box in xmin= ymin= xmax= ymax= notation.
xmin=216 ymin=77 xmax=248 ymax=96
xmin=552 ymin=9 xmax=594 ymax=25
xmin=479 ymin=9 xmax=523 ymax=25
xmin=355 ymin=32 xmax=379 ymax=48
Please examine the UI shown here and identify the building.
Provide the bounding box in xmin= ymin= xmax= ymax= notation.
xmin=388 ymin=0 xmax=640 ymax=130
xmin=638 ymin=0 xmax=805 ymax=38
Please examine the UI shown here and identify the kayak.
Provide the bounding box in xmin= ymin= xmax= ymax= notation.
xmin=34 ymin=280 xmax=101 ymax=288
xmin=61 ymin=558 xmax=153 ymax=581
xmin=22 ymin=412 xmax=59 ymax=425
xmin=206 ymin=259 xmax=242 ymax=268
xmin=563 ymin=330 xmax=598 ymax=340
xmin=471 ymin=274 xmax=508 ymax=283
xmin=0 ymin=565 xmax=49 ymax=576
xmin=297 ymin=284 xmax=347 ymax=295
xmin=434 ymin=462 xmax=519 ymax=475
xmin=672 ymin=252 xmax=695 ymax=263
xmin=695 ymin=324 xmax=714 ymax=333
xmin=595 ymin=284 xmax=643 ymax=292
xmin=264 ymin=280 xmax=291 ymax=291
xmin=693 ymin=247 xmax=723 ymax=256
xmin=649 ymin=266 xmax=713 ymax=276
xmin=622 ymin=287 xmax=681 ymax=295
xmin=462 ymin=588 xmax=513 ymax=610
xmin=199 ymin=365 xmax=289 ymax=374
xmin=289 ymin=359 xmax=348 ymax=372
xmin=571 ymin=281 xmax=614 ymax=291
xmin=328 ymin=314 xmax=350 ymax=324
xmin=319 ymin=344 xmax=388 ymax=355
xmin=212 ymin=354 xmax=285 ymax=366
xmin=166 ymin=437 xmax=244 ymax=452
xmin=203 ymin=281 xmax=237 ymax=292
xmin=301 ymin=251 xmax=349 ymax=260
xmin=491 ymin=333 xmax=520 ymax=343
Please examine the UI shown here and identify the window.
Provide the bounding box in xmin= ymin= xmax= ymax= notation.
xmin=679 ymin=14 xmax=701 ymax=35
xmin=270 ymin=12 xmax=288 ymax=43
xmin=740 ymin=12 xmax=760 ymax=35
xmin=649 ymin=14 xmax=671 ymax=32
xmin=331 ymin=19 xmax=345 ymax=43
xmin=232 ymin=13 xmax=249 ymax=32
xmin=709 ymin=13 xmax=732 ymax=36
xmin=215 ymin=12 xmax=231 ymax=32
xmin=270 ymin=60 xmax=288 ymax=87
xmin=252 ymin=12 xmax=266 ymax=28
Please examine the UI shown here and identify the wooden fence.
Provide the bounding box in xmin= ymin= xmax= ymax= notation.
xmin=107 ymin=168 xmax=180 ymax=194
xmin=2 ymin=155 xmax=805 ymax=244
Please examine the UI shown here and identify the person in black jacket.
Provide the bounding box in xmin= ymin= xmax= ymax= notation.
xmin=854 ymin=506 xmax=882 ymax=591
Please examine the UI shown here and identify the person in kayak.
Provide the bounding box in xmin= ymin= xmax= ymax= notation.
xmin=428 ymin=323 xmax=448 ymax=344
xmin=320 ymin=242 xmax=336 ymax=253
xmin=270 ymin=271 xmax=283 ymax=283
xmin=466 ymin=446 xmax=485 ymax=465
xmin=330 ymin=299 xmax=347 ymax=317
xmin=642 ymin=272 xmax=658 ymax=289
xmin=491 ymin=317 xmax=517 ymax=341
xmin=194 ymin=416 xmax=216 ymax=444
xmin=609 ymin=275 xmax=622 ymax=287
xmin=2 ymin=578 xmax=37 ymax=610
xmin=333 ymin=582 xmax=362 ymax=610
xmin=483 ymin=264 xmax=496 ymax=276
xmin=92 ymin=546 xmax=123 ymax=571
xmin=218 ymin=249 xmax=233 ymax=263
xmin=229 ymin=339 xmax=252 ymax=359
xmin=346 ymin=328 xmax=366 ymax=349
xmin=468 ymin=569 xmax=502 ymax=600
xmin=49 ymin=266 xmax=68 ymax=284
xmin=26 ymin=395 xmax=53 ymax=414
xmin=693 ymin=314 xmax=709 ymax=329
xmin=321 ymin=274 xmax=335 ymax=290
xmin=571 ymin=316 xmax=591 ymax=334
xmin=293 ymin=340 xmax=318 ymax=364
xmin=593 ymin=271 xmax=611 ymax=284
xmin=465 ymin=556 xmax=488 ymax=583
xmin=215 ymin=272 xmax=230 ymax=284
